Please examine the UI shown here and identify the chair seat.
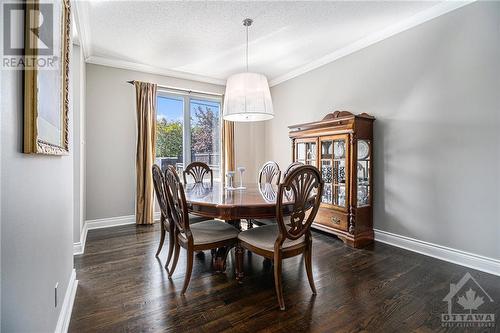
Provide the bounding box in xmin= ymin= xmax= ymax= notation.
xmin=254 ymin=218 xmax=277 ymax=226
xmin=159 ymin=214 xmax=206 ymax=227
xmin=189 ymin=214 xmax=208 ymax=224
xmin=238 ymin=224 xmax=305 ymax=252
xmin=179 ymin=220 xmax=239 ymax=245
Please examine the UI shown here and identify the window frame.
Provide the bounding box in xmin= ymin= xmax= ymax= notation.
xmin=156 ymin=89 xmax=223 ymax=170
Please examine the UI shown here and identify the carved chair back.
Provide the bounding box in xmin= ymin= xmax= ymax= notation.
xmin=152 ymin=164 xmax=169 ymax=219
xmin=283 ymin=161 xmax=304 ymax=180
xmin=258 ymin=161 xmax=281 ymax=185
xmin=276 ymin=165 xmax=323 ymax=245
xmin=165 ymin=166 xmax=193 ymax=242
xmin=183 ymin=162 xmax=213 ymax=185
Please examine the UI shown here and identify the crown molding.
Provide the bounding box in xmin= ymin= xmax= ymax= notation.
xmin=71 ymin=0 xmax=92 ymax=59
xmin=87 ymin=56 xmax=227 ymax=86
xmin=72 ymin=0 xmax=475 ymax=88
xmin=269 ymin=0 xmax=476 ymax=87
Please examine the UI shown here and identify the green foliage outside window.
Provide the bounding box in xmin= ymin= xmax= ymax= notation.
xmin=156 ymin=106 xmax=220 ymax=158
xmin=156 ymin=119 xmax=182 ymax=158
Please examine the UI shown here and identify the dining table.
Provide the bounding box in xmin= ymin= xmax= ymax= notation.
xmin=183 ymin=181 xmax=295 ymax=273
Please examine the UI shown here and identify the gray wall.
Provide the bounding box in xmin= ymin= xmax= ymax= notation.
xmin=73 ymin=44 xmax=86 ymax=243
xmin=266 ymin=2 xmax=500 ymax=259
xmin=85 ymin=64 xmax=265 ymax=220
xmin=0 ymin=14 xmax=75 ymax=332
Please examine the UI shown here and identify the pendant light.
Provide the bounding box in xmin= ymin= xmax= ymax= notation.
xmin=223 ymin=18 xmax=274 ymax=122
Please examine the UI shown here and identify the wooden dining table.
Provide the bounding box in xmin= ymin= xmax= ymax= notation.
xmin=184 ymin=181 xmax=295 ymax=272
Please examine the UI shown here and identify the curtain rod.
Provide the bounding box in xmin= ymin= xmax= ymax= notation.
xmin=127 ymin=80 xmax=223 ymax=97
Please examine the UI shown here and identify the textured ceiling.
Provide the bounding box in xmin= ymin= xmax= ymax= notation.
xmin=77 ymin=1 xmax=444 ymax=84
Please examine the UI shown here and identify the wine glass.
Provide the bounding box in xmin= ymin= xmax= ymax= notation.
xmin=237 ymin=166 xmax=246 ymax=189
xmin=226 ymin=171 xmax=235 ymax=189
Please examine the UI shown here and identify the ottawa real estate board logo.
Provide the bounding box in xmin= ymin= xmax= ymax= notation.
xmin=2 ymin=1 xmax=57 ymax=70
xmin=442 ymin=272 xmax=495 ymax=328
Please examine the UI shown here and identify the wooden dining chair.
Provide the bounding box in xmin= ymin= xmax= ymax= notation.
xmin=258 ymin=161 xmax=281 ymax=185
xmin=183 ymin=162 xmax=213 ymax=185
xmin=283 ymin=161 xmax=304 ymax=179
xmin=250 ymin=161 xmax=282 ymax=227
xmin=236 ymin=165 xmax=324 ymax=310
xmin=181 ymin=162 xmax=213 ymax=223
xmin=164 ymin=166 xmax=239 ymax=294
xmin=152 ymin=164 xmax=175 ymax=271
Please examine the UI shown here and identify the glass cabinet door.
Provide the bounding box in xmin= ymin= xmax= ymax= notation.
xmin=357 ymin=139 xmax=371 ymax=207
xmin=295 ymin=140 xmax=317 ymax=166
xmin=320 ymin=135 xmax=348 ymax=209
xmin=296 ymin=142 xmax=306 ymax=164
xmin=305 ymin=142 xmax=317 ymax=166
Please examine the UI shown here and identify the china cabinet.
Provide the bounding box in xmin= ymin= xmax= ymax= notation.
xmin=289 ymin=111 xmax=375 ymax=248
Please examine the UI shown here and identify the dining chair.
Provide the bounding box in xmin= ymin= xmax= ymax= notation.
xmin=153 ymin=165 xmax=208 ymax=265
xmin=152 ymin=165 xmax=175 ymax=270
xmin=236 ymin=165 xmax=324 ymax=310
xmin=183 ymin=162 xmax=213 ymax=185
xmin=250 ymin=161 xmax=282 ymax=227
xmin=164 ymin=166 xmax=239 ymax=294
xmin=283 ymin=161 xmax=304 ymax=179
xmin=255 ymin=161 xmax=305 ymax=226
xmin=258 ymin=161 xmax=281 ymax=185
xmin=182 ymin=162 xmax=213 ymax=223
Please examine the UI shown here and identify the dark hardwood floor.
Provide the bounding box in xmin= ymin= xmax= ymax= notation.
xmin=69 ymin=224 xmax=500 ymax=332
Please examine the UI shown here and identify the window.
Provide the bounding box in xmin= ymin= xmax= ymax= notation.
xmin=155 ymin=92 xmax=222 ymax=180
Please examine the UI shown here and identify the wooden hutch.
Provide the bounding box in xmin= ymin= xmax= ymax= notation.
xmin=289 ymin=111 xmax=375 ymax=248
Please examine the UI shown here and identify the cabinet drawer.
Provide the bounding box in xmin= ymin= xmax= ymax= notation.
xmin=314 ymin=208 xmax=348 ymax=231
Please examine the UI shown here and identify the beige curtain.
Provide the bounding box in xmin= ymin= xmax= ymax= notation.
xmin=134 ymin=81 xmax=157 ymax=225
xmin=222 ymin=120 xmax=235 ymax=182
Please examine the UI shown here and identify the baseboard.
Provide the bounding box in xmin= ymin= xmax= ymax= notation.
xmin=85 ymin=214 xmax=137 ymax=230
xmin=73 ymin=223 xmax=88 ymax=255
xmin=54 ymin=269 xmax=78 ymax=333
xmin=74 ymin=213 xmax=160 ymax=255
xmin=374 ymin=229 xmax=500 ymax=276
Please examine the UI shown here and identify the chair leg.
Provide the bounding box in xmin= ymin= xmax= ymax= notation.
xmin=164 ymin=225 xmax=175 ymax=270
xmin=181 ymin=249 xmax=194 ymax=295
xmin=155 ymin=220 xmax=166 ymax=257
xmin=305 ymin=242 xmax=317 ymax=295
xmin=273 ymin=254 xmax=285 ymax=310
xmin=168 ymin=240 xmax=180 ymax=277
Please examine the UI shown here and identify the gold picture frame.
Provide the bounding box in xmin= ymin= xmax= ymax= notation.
xmin=23 ymin=0 xmax=71 ymax=155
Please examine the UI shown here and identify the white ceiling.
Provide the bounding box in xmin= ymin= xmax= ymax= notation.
xmin=75 ymin=1 xmax=466 ymax=86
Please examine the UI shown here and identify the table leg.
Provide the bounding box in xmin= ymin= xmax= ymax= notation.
xmin=227 ymin=219 xmax=241 ymax=230
xmin=211 ymin=219 xmax=241 ymax=273
xmin=212 ymin=247 xmax=230 ymax=272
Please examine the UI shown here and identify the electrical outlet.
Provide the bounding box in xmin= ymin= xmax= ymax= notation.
xmin=55 ymin=282 xmax=58 ymax=308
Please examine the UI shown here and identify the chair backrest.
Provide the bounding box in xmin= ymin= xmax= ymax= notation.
xmin=152 ymin=164 xmax=168 ymax=218
xmin=276 ymin=165 xmax=323 ymax=244
xmin=258 ymin=161 xmax=281 ymax=185
xmin=164 ymin=166 xmax=192 ymax=241
xmin=283 ymin=161 xmax=304 ymax=180
xmin=183 ymin=162 xmax=213 ymax=185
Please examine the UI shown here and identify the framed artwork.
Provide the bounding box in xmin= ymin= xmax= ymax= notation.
xmin=23 ymin=0 xmax=71 ymax=155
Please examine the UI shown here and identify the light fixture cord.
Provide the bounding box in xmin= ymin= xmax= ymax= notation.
xmin=246 ymin=23 xmax=249 ymax=72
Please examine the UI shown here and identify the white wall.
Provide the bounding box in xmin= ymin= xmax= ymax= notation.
xmin=72 ymin=44 xmax=86 ymax=244
xmin=85 ymin=64 xmax=264 ymax=220
xmin=0 ymin=13 xmax=75 ymax=332
xmin=266 ymin=2 xmax=500 ymax=259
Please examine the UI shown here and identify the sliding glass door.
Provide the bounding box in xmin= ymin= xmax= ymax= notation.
xmin=156 ymin=92 xmax=222 ymax=180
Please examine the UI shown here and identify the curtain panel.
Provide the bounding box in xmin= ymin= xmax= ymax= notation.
xmin=222 ymin=120 xmax=235 ymax=183
xmin=134 ymin=81 xmax=157 ymax=225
